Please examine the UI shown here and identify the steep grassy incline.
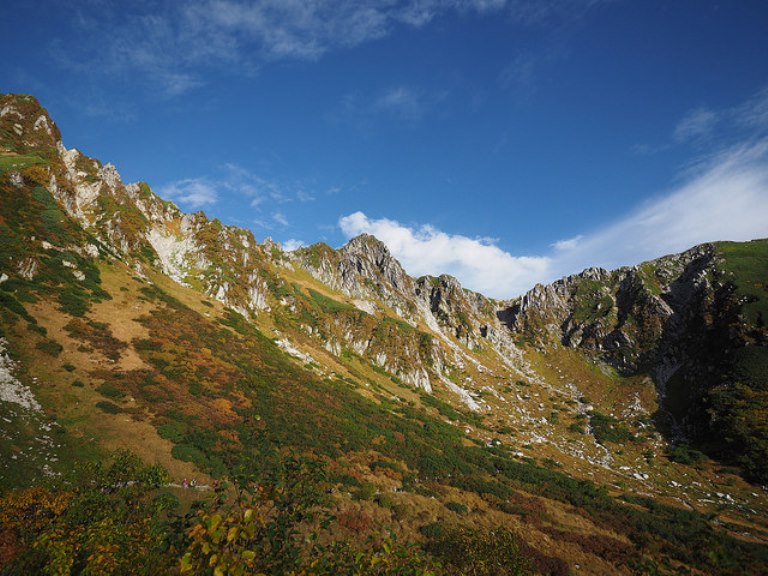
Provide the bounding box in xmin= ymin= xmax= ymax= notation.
xmin=505 ymin=240 xmax=768 ymax=483
xmin=2 ymin=93 xmax=768 ymax=574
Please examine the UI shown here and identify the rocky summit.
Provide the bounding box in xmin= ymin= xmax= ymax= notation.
xmin=1 ymin=93 xmax=767 ymax=575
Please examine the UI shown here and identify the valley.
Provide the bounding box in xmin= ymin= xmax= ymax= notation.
xmin=1 ymin=93 xmax=767 ymax=575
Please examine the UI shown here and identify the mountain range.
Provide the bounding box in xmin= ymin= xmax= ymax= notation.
xmin=1 ymin=93 xmax=767 ymax=575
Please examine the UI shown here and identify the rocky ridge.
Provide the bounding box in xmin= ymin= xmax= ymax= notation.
xmin=2 ymin=93 xmax=767 ymax=489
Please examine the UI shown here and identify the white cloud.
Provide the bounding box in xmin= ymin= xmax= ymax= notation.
xmin=222 ymin=163 xmax=308 ymax=205
xmin=282 ymin=238 xmax=305 ymax=251
xmin=297 ymin=190 xmax=316 ymax=202
xmin=552 ymin=139 xmax=768 ymax=274
xmin=159 ymin=178 xmax=218 ymax=208
xmin=331 ymin=85 xmax=442 ymax=126
xmin=339 ymin=137 xmax=768 ymax=299
xmin=732 ymin=87 xmax=768 ymax=133
xmin=551 ymin=235 xmax=583 ymax=252
xmin=272 ymin=212 xmax=289 ymax=226
xmin=339 ymin=211 xmax=551 ymax=298
xmin=159 ymin=164 xmax=314 ymax=225
xmin=673 ymin=107 xmax=718 ymax=143
xmin=62 ymin=0 xmax=606 ymax=94
xmin=375 ymin=86 xmax=424 ymax=118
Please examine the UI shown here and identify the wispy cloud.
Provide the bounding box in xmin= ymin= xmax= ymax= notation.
xmin=375 ymin=86 xmax=426 ymax=119
xmin=552 ymin=139 xmax=768 ymax=275
xmin=221 ymin=163 xmax=311 ymax=206
xmin=733 ymin=86 xmax=768 ymax=133
xmin=159 ymin=178 xmax=218 ymax=208
xmin=639 ymin=85 xmax=768 ymax=154
xmin=551 ymin=235 xmax=583 ymax=252
xmin=331 ymin=85 xmax=444 ymax=127
xmin=159 ymin=163 xmax=314 ymax=220
xmin=505 ymin=0 xmax=609 ymax=25
xmin=499 ymin=52 xmax=538 ymax=91
xmin=282 ymin=238 xmax=305 ymax=251
xmin=673 ymin=106 xmax=718 ymax=143
xmin=339 ymin=137 xmax=768 ymax=298
xmin=58 ymin=0 xmax=607 ymax=95
xmin=272 ymin=211 xmax=289 ymax=227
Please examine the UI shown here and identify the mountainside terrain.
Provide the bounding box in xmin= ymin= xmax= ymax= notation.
xmin=1 ymin=93 xmax=767 ymax=575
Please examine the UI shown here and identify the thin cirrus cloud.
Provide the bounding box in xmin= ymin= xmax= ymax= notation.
xmin=61 ymin=0 xmax=606 ymax=95
xmin=673 ymin=107 xmax=718 ymax=143
xmin=158 ymin=163 xmax=314 ymax=226
xmin=375 ymin=86 xmax=425 ymax=118
xmin=329 ymin=85 xmax=440 ymax=127
xmin=339 ymin=137 xmax=768 ymax=299
xmin=159 ymin=178 xmax=218 ymax=208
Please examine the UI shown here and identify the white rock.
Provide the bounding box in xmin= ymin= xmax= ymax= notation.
xmin=0 ymin=338 xmax=42 ymax=412
xmin=275 ymin=339 xmax=316 ymax=364
xmin=439 ymin=374 xmax=480 ymax=412
xmin=33 ymin=115 xmax=52 ymax=136
xmin=17 ymin=258 xmax=38 ymax=280
xmin=8 ymin=172 xmax=23 ymax=187
xmin=0 ymin=105 xmax=22 ymax=119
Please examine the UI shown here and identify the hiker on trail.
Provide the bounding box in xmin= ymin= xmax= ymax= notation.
xmin=182 ymin=478 xmax=188 ymax=489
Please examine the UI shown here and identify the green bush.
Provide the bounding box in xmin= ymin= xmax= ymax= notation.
xmin=35 ymin=339 xmax=63 ymax=356
xmin=157 ymin=421 xmax=187 ymax=443
xmin=58 ymin=287 xmax=88 ymax=316
xmin=666 ymin=443 xmax=707 ymax=466
xmin=426 ymin=525 xmax=533 ymax=576
xmin=95 ymin=401 xmax=122 ymax=414
xmin=589 ymin=411 xmax=634 ymax=444
xmin=445 ymin=501 xmax=468 ymax=515
xmin=96 ymin=382 xmax=125 ymax=399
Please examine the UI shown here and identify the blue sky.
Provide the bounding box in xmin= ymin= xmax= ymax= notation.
xmin=3 ymin=0 xmax=768 ymax=297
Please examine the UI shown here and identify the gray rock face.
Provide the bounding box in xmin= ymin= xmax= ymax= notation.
xmin=498 ymin=242 xmax=761 ymax=443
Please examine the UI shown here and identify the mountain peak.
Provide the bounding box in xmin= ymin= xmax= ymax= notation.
xmin=0 ymin=93 xmax=61 ymax=152
xmin=342 ymin=233 xmax=391 ymax=255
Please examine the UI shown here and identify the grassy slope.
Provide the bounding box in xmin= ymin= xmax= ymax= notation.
xmin=0 ymin=132 xmax=767 ymax=572
xmin=717 ymin=238 xmax=768 ymax=325
xmin=3 ymin=252 xmax=767 ymax=574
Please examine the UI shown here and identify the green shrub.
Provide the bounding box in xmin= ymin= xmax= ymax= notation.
xmin=419 ymin=521 xmax=445 ymax=539
xmin=426 ymin=525 xmax=533 ymax=576
xmin=96 ymin=382 xmax=125 ymax=399
xmin=354 ymin=482 xmax=377 ymax=501
xmin=58 ymin=287 xmax=88 ymax=316
xmin=666 ymin=443 xmax=707 ymax=466
xmin=36 ymin=339 xmax=63 ymax=356
xmin=171 ymin=443 xmax=208 ymax=469
xmin=446 ymin=501 xmax=468 ymax=515
xmin=95 ymin=401 xmax=122 ymax=414
xmin=589 ymin=411 xmax=634 ymax=444
xmin=157 ymin=421 xmax=187 ymax=443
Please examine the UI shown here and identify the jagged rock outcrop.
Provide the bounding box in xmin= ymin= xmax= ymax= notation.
xmin=502 ymin=244 xmax=724 ymax=370
xmin=293 ymin=234 xmax=529 ymax=394
xmin=0 ymin=94 xmax=276 ymax=319
xmin=502 ymin=242 xmax=767 ymax=458
xmin=2 ymin=92 xmax=767 ymax=485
